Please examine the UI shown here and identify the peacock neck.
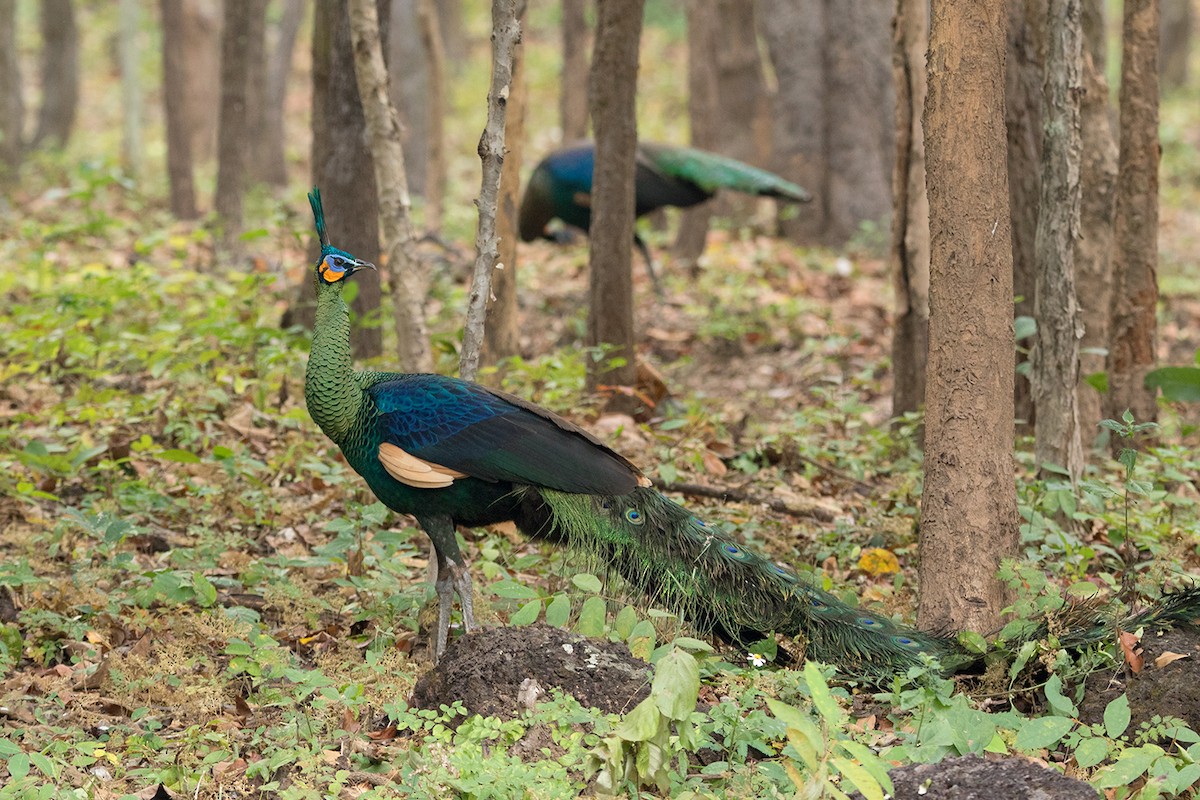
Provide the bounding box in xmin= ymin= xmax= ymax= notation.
xmin=305 ymin=281 xmax=363 ymax=443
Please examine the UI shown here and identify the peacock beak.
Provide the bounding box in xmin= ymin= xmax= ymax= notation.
xmin=351 ymin=258 xmax=377 ymax=273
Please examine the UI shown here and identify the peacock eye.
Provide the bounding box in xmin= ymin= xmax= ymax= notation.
xmin=333 ymin=257 xmax=345 ymax=267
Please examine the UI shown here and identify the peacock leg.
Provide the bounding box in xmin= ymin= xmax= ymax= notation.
xmin=634 ymin=234 xmax=664 ymax=298
xmin=420 ymin=514 xmax=474 ymax=658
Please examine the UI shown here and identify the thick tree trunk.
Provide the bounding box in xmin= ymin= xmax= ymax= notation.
xmin=179 ymin=0 xmax=222 ymax=164
xmin=118 ymin=0 xmax=143 ymax=177
xmin=710 ymin=0 xmax=769 ymax=222
xmin=215 ymin=0 xmax=268 ymax=248
xmin=258 ymin=0 xmax=307 ymax=187
xmin=674 ymin=0 xmax=720 ymax=264
xmin=1031 ymin=0 xmax=1084 ymax=482
xmin=417 ymin=0 xmax=447 ymax=234
xmin=1160 ymin=0 xmax=1191 ymax=89
xmin=485 ymin=14 xmax=527 ymax=362
xmin=388 ymin=0 xmax=430 ymax=195
xmin=1006 ymin=0 xmax=1042 ymax=431
xmin=1106 ymin=0 xmax=1160 ymax=429
xmin=560 ymin=0 xmax=590 ymax=143
xmin=919 ymin=0 xmax=1019 ymax=634
xmin=298 ymin=0 xmax=385 ymax=359
xmin=890 ymin=0 xmax=931 ymax=420
xmin=348 ymin=0 xmax=432 ymax=373
xmin=0 ymin=0 xmax=24 ymax=182
xmin=32 ymin=0 xmax=78 ymax=150
xmin=585 ymin=0 xmax=644 ymax=404
xmin=1076 ymin=0 xmax=1117 ymax=445
xmin=161 ymin=0 xmax=198 ymax=219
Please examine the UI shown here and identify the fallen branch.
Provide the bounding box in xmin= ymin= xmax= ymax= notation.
xmin=651 ymin=479 xmax=837 ymax=522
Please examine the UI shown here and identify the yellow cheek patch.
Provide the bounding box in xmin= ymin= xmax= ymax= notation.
xmin=320 ymin=261 xmax=347 ymax=282
xmin=379 ymin=442 xmax=468 ymax=489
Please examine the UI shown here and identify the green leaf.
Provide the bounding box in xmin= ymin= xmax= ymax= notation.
xmin=575 ymin=596 xmax=607 ymax=637
xmin=1073 ymin=736 xmax=1110 ymax=769
xmin=159 ymin=448 xmax=201 ymax=463
xmin=958 ymin=630 xmax=988 ymax=654
xmin=545 ymin=594 xmax=571 ymax=628
xmin=803 ymin=661 xmax=843 ymax=725
xmin=510 ymin=600 xmax=541 ymax=626
xmin=1045 ymin=674 xmax=1078 ymax=718
xmin=571 ymin=573 xmax=603 ymax=593
xmin=8 ymin=752 xmax=29 ymax=781
xmin=651 ymin=649 xmax=699 ymax=721
xmin=1014 ymin=316 xmax=1037 ymax=341
xmin=1145 ymin=366 xmax=1200 ymax=402
xmin=614 ymin=697 xmax=662 ymax=742
xmin=613 ymin=605 xmax=638 ymax=640
xmin=492 ymin=581 xmax=539 ymax=600
xmin=1094 ymin=747 xmax=1159 ymax=788
xmin=192 ymin=573 xmax=218 ymax=608
xmin=832 ymin=757 xmax=884 ymax=800
xmin=1013 ymin=716 xmax=1075 ymax=752
xmin=1103 ymin=693 xmax=1131 ymax=738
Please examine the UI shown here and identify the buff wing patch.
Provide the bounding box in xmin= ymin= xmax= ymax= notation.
xmin=378 ymin=442 xmax=468 ymax=488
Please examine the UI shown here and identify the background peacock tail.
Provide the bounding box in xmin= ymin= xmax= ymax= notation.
xmin=641 ymin=143 xmax=811 ymax=202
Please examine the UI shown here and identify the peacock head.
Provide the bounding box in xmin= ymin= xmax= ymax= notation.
xmin=308 ymin=187 xmax=376 ymax=286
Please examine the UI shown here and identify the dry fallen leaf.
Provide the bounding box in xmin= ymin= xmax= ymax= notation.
xmin=1118 ymin=630 xmax=1144 ymax=672
xmin=1154 ymin=650 xmax=1190 ymax=668
xmin=858 ymin=548 xmax=900 ymax=576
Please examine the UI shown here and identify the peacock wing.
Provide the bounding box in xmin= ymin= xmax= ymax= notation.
xmin=633 ymin=144 xmax=713 ymax=213
xmin=366 ymin=373 xmax=646 ymax=495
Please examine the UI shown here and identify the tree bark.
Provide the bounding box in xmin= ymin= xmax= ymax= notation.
xmin=560 ymin=0 xmax=590 ymax=143
xmin=1031 ymin=0 xmax=1084 ymax=482
xmin=1160 ymin=0 xmax=1191 ymax=89
xmin=303 ymin=0 xmax=385 ymax=359
xmin=585 ymin=0 xmax=644 ymax=404
xmin=348 ymin=0 xmax=432 ymax=373
xmin=1076 ymin=0 xmax=1118 ymax=444
xmin=919 ymin=0 xmax=1019 ymax=634
xmin=417 ymin=0 xmax=447 ymax=234
xmin=215 ymin=0 xmax=268 ymax=248
xmin=32 ymin=0 xmax=78 ymax=150
xmin=118 ymin=0 xmax=143 ymax=178
xmin=485 ymin=9 xmax=527 ymax=363
xmin=179 ymin=0 xmax=222 ymax=164
xmin=890 ymin=0 xmax=931 ymax=420
xmin=258 ymin=0 xmax=307 ymax=187
xmin=1106 ymin=0 xmax=1160 ymax=429
xmin=1006 ymin=0 xmax=1043 ymax=432
xmin=673 ymin=0 xmax=720 ymax=264
xmin=161 ymin=0 xmax=198 ymax=219
xmin=460 ymin=0 xmax=523 ymax=382
xmin=388 ymin=0 xmax=430 ymax=195
xmin=0 ymin=0 xmax=24 ymax=182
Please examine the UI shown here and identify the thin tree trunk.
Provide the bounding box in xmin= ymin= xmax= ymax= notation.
xmin=1031 ymin=0 xmax=1084 ymax=482
xmin=1076 ymin=0 xmax=1118 ymax=444
xmin=215 ymin=0 xmax=268 ymax=249
xmin=585 ymin=0 xmax=644 ymax=405
xmin=560 ymin=0 xmax=590 ymax=143
xmin=180 ymin=0 xmax=222 ymax=164
xmin=1106 ymin=0 xmax=1160 ymax=429
xmin=460 ymin=0 xmax=523 ymax=382
xmin=118 ymin=0 xmax=143 ymax=178
xmin=890 ymin=0 xmax=931 ymax=420
xmin=1160 ymin=0 xmax=1191 ymax=89
xmin=1006 ymin=0 xmax=1042 ymax=431
xmin=32 ymin=0 xmax=78 ymax=150
xmin=485 ymin=8 xmax=527 ymax=363
xmin=674 ymin=0 xmax=719 ymax=265
xmin=161 ymin=0 xmax=198 ymax=219
xmin=919 ymin=0 xmax=1018 ymax=634
xmin=0 ymin=0 xmax=24 ymax=182
xmin=258 ymin=0 xmax=307 ymax=187
xmin=348 ymin=0 xmax=432 ymax=373
xmin=388 ymin=0 xmax=429 ymax=195
xmin=417 ymin=0 xmax=447 ymax=234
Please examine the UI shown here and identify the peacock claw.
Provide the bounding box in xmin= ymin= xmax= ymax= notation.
xmin=432 ymin=559 xmax=477 ymax=660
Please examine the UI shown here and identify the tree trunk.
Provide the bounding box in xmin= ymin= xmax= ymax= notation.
xmin=0 ymin=0 xmax=24 ymax=182
xmin=1006 ymin=0 xmax=1042 ymax=432
xmin=560 ymin=0 xmax=590 ymax=143
xmin=486 ymin=11 xmax=527 ymax=363
xmin=585 ymin=0 xmax=644 ymax=405
xmin=1076 ymin=0 xmax=1117 ymax=445
xmin=348 ymin=0 xmax=432 ymax=373
xmin=388 ymin=0 xmax=430 ymax=195
xmin=919 ymin=0 xmax=1019 ymax=635
xmin=161 ymin=0 xmax=198 ymax=219
xmin=32 ymin=0 xmax=78 ymax=150
xmin=673 ymin=0 xmax=720 ymax=264
xmin=118 ymin=0 xmax=143 ymax=178
xmin=1160 ymin=0 xmax=1191 ymax=89
xmin=417 ymin=0 xmax=447 ymax=234
xmin=1106 ymin=0 xmax=1160 ymax=430
xmin=298 ymin=0 xmax=385 ymax=359
xmin=215 ymin=0 xmax=268 ymax=248
xmin=890 ymin=0 xmax=931 ymax=420
xmin=1031 ymin=0 xmax=1084 ymax=482
xmin=179 ymin=0 xmax=222 ymax=164
xmin=258 ymin=0 xmax=307 ymax=187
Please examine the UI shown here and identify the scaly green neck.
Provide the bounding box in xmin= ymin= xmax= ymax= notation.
xmin=305 ymin=281 xmax=363 ymax=442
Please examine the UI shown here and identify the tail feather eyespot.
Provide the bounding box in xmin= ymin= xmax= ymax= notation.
xmin=625 ymin=508 xmax=645 ymax=526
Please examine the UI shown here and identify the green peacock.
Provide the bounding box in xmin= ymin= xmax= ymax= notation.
xmin=304 ymin=188 xmax=1198 ymax=681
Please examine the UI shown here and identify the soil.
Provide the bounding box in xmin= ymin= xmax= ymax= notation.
xmin=848 ymin=754 xmax=1098 ymax=800
xmin=1079 ymin=626 xmax=1200 ymax=734
xmin=409 ymin=623 xmax=651 ymax=719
